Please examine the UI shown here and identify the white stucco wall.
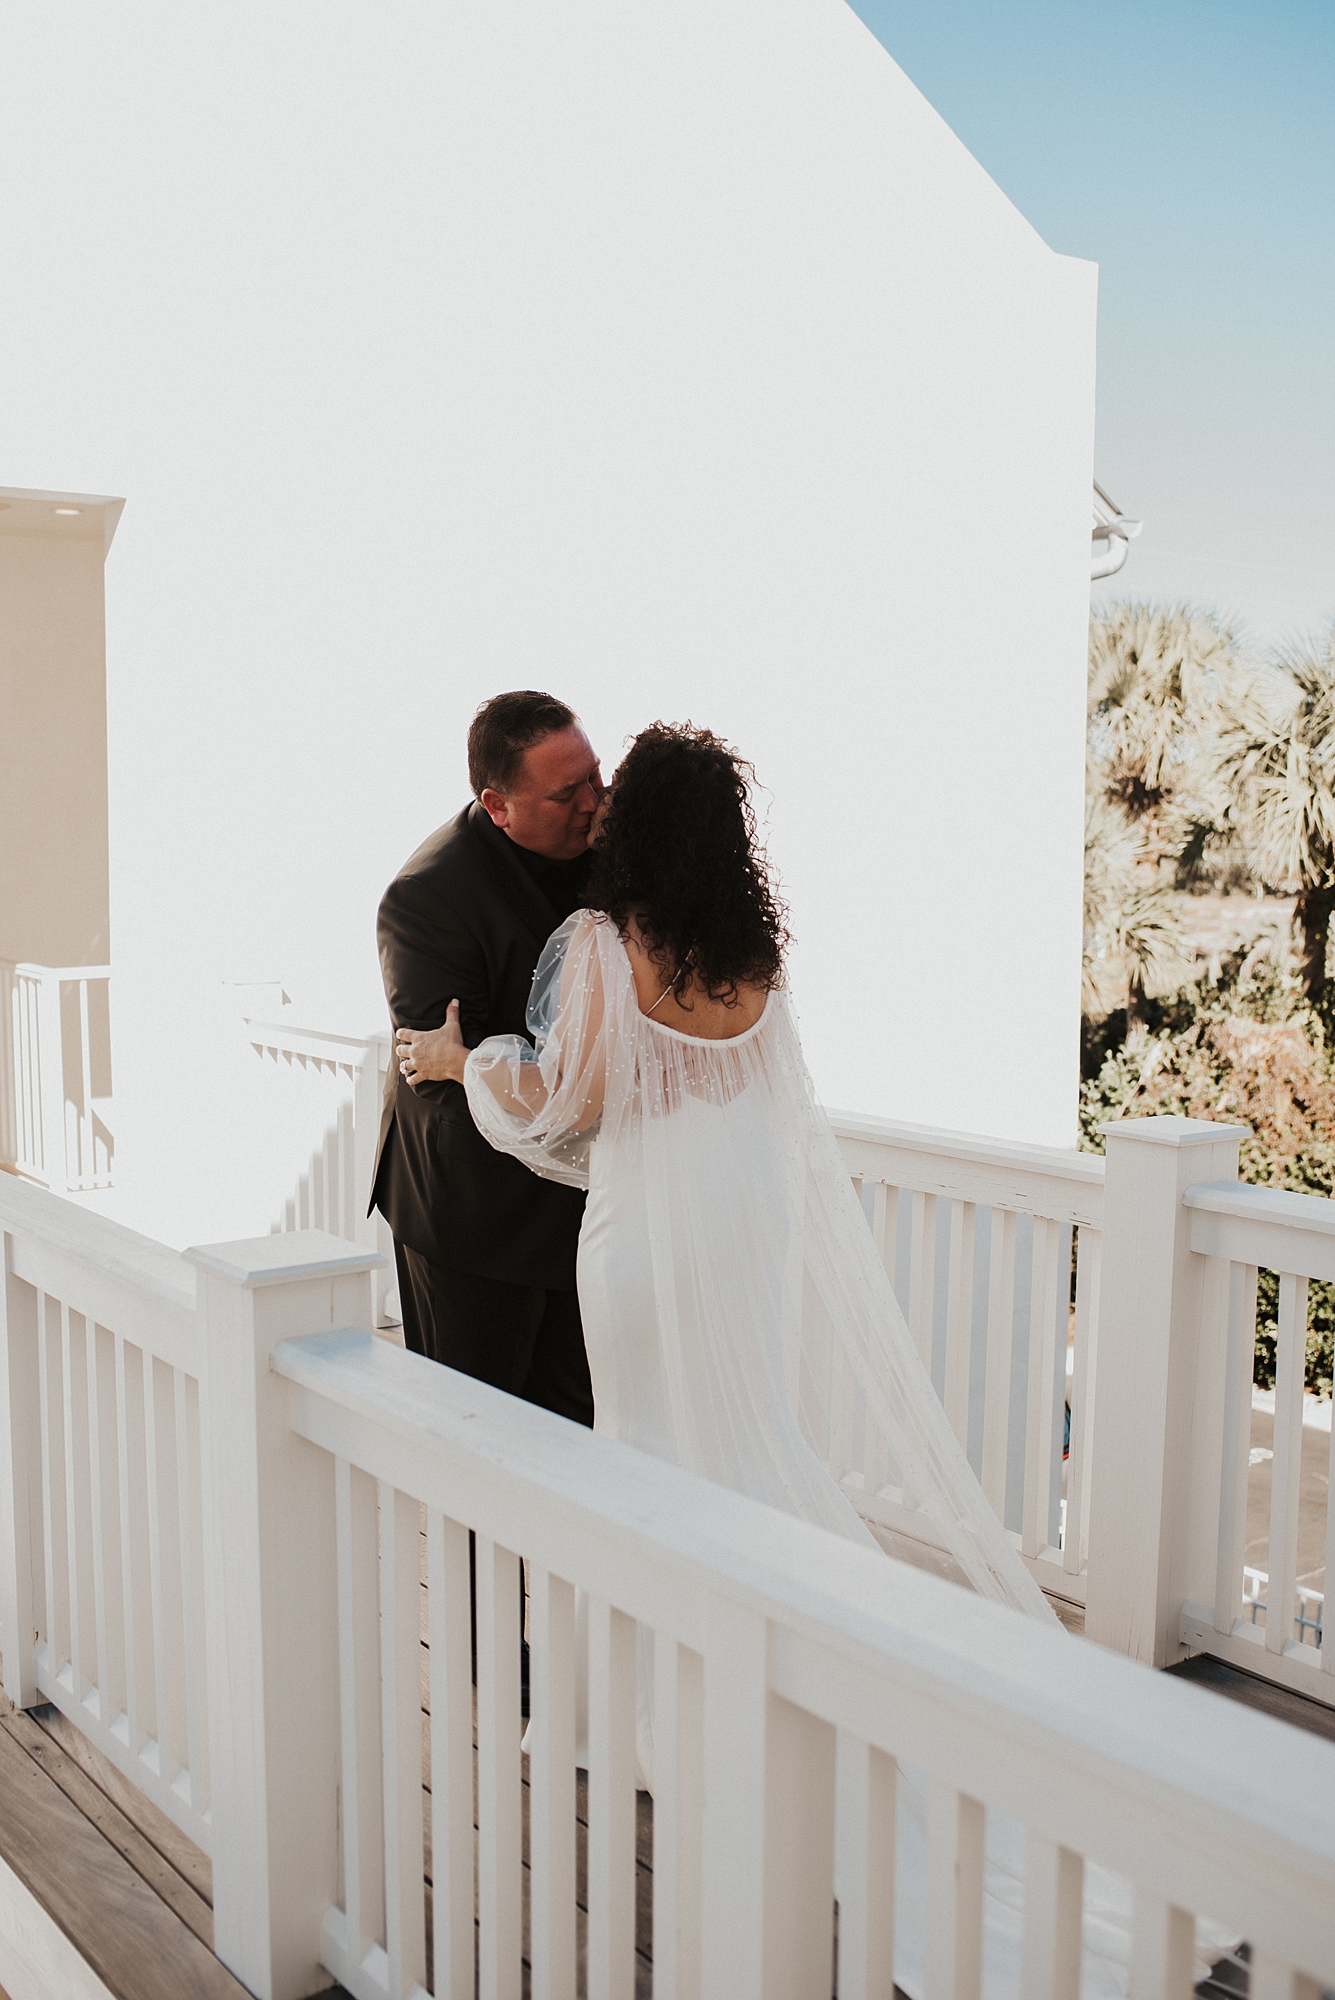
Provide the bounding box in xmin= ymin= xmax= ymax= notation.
xmin=2 ymin=1 xmax=1095 ymax=1245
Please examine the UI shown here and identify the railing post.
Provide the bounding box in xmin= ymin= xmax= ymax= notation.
xmin=1084 ymin=1116 xmax=1244 ymax=1666
xmin=185 ymin=1229 xmax=384 ymax=2000
xmin=0 ymin=1237 xmax=40 ymax=1705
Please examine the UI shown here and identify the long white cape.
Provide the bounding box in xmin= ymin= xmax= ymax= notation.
xmin=465 ymin=912 xmax=1230 ymax=1996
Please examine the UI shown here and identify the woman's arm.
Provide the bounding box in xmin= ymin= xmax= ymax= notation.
xmin=398 ymin=1002 xmax=551 ymax=1116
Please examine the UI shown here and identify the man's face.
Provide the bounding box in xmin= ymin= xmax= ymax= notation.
xmin=481 ymin=725 xmax=605 ymax=861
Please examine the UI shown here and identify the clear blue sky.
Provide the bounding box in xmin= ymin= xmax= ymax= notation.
xmin=847 ymin=0 xmax=1334 ymax=650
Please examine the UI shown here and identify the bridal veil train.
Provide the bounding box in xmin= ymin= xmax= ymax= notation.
xmin=464 ymin=908 xmax=1053 ymax=1623
xmin=464 ymin=907 xmax=1233 ymax=1999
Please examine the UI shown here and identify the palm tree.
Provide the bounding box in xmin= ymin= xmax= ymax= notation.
xmin=1087 ymin=602 xmax=1246 ymax=871
xmin=1222 ymin=626 xmax=1335 ymax=1001
xmin=1086 ymin=604 xmax=1245 ymax=1019
xmin=1083 ymin=793 xmax=1189 ymax=1023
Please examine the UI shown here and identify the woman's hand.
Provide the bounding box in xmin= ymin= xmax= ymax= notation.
xmin=397 ymin=1000 xmax=467 ymax=1088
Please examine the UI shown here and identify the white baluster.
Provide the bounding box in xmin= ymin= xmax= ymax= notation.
xmin=908 ymin=1191 xmax=938 ymax=1373
xmin=85 ymin=1317 xmax=121 ymax=1727
xmin=1130 ymin=1890 xmax=1194 ymax=1999
xmin=833 ymin=1731 xmax=896 ymax=2000
xmin=379 ymin=1482 xmax=426 ymax=1999
xmin=476 ymin=1533 xmax=523 ymax=2000
xmin=1020 ymin=1834 xmax=1082 ymax=2000
xmin=427 ymin=1508 xmax=473 ymax=1999
xmin=148 ymin=1352 xmax=187 ymax=1788
xmin=77 ymin=977 xmax=94 ymax=1188
xmin=36 ymin=1287 xmax=69 ymax=1678
xmin=700 ymin=1600 xmax=768 ymax=2000
xmin=333 ymin=1455 xmax=384 ymax=1977
xmin=35 ymin=968 xmax=65 ymax=1190
xmin=173 ymin=1366 xmax=205 ymax=1805
xmin=981 ymin=1208 xmax=1017 ymax=1519
xmin=61 ymin=1302 xmax=90 ymax=1702
xmin=585 ymin=1594 xmax=636 ymax=2000
xmin=1022 ymin=1217 xmax=1063 ymax=1558
xmin=528 ymin=1562 xmax=577 ymax=2000
xmin=1214 ymin=1260 xmax=1258 ymax=1634
xmin=924 ymin=1780 xmax=984 ymax=2000
xmin=944 ymin=1199 xmax=976 ymax=1450
xmin=1064 ymin=1223 xmax=1101 ymax=1576
xmin=113 ymin=1335 xmax=147 ymax=1759
xmin=1269 ymin=1272 xmax=1308 ymax=1654
xmin=763 ymin=1695 xmax=835 ymax=2000
xmin=652 ymin=1631 xmax=703 ymax=2000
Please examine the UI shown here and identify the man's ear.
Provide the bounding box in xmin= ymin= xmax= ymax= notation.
xmin=479 ymin=787 xmax=510 ymax=829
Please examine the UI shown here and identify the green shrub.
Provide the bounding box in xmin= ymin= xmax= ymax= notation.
xmin=1080 ymin=949 xmax=1335 ymax=1395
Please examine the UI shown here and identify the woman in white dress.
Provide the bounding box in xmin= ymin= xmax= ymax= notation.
xmin=403 ymin=721 xmax=1050 ymax=1622
xmin=398 ymin=724 xmax=1222 ymax=1997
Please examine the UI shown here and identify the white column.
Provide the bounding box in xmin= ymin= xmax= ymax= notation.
xmin=185 ymin=1229 xmax=384 ymax=2000
xmin=1084 ymin=1116 xmax=1243 ymax=1666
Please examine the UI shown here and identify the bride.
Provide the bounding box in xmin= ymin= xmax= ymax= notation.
xmin=397 ymin=722 xmax=1214 ymax=1998
xmin=403 ymin=720 xmax=1051 ymax=1623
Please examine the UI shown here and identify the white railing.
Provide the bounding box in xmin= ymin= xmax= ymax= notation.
xmin=1242 ymin=1565 xmax=1325 ymax=1649
xmin=829 ymin=1113 xmax=1103 ymax=1607
xmin=279 ymin=1327 xmax=1335 ymax=2000
xmin=243 ymin=1016 xmax=397 ymax=1326
xmin=1 ymin=960 xmax=113 ymax=1192
xmin=1173 ymin=1177 xmax=1335 ymax=1703
xmin=0 ymin=1173 xmax=207 ymax=1847
xmin=2 ymin=1138 xmax=1335 ymax=1995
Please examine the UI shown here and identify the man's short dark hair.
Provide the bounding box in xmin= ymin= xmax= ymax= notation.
xmin=467 ymin=691 xmax=578 ymax=798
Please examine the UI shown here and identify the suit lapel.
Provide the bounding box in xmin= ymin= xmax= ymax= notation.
xmin=467 ymin=802 xmax=562 ymax=949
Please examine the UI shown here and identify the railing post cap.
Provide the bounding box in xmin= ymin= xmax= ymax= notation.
xmin=184 ymin=1230 xmax=386 ymax=1289
xmin=1097 ymin=1115 xmax=1247 ymax=1149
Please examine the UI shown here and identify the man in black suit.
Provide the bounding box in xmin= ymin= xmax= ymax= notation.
xmin=369 ymin=690 xmax=602 ymax=1427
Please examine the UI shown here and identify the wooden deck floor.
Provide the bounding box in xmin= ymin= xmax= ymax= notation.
xmin=0 ymin=1688 xmax=257 ymax=1999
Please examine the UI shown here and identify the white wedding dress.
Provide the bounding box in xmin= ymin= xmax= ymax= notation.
xmin=464 ymin=911 xmax=1226 ymax=1999
xmin=465 ymin=909 xmax=1051 ymax=1614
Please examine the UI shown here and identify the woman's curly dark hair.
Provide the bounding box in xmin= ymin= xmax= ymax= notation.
xmin=585 ymin=722 xmax=790 ymax=1004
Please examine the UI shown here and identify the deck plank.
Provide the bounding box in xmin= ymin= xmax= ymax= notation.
xmin=1165 ymin=1653 xmax=1335 ymax=1742
xmin=0 ymin=1705 xmax=213 ymax=1949
xmin=27 ymin=1701 xmax=213 ymax=1906
xmin=0 ymin=1718 xmax=248 ymax=2000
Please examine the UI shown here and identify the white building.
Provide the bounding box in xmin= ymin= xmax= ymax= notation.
xmin=2 ymin=0 xmax=1096 ymax=1249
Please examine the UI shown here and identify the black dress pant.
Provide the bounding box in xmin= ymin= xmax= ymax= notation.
xmin=393 ymin=1241 xmax=594 ymax=1429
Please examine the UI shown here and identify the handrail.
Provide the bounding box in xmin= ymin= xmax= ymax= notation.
xmin=243 ymin=1016 xmax=389 ymax=1064
xmin=1185 ymin=1177 xmax=1335 ymax=1284
xmin=827 ymin=1108 xmax=1105 ymax=1184
xmin=276 ymin=1327 xmax=1335 ymax=1970
xmin=829 ymin=1107 xmax=1103 ymax=1228
xmin=0 ymin=1169 xmax=195 ymax=1325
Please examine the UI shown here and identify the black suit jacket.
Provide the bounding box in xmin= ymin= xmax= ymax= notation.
xmin=369 ymin=802 xmax=588 ymax=1289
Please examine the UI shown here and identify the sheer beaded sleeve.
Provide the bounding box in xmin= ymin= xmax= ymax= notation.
xmin=463 ymin=911 xmax=635 ymax=1190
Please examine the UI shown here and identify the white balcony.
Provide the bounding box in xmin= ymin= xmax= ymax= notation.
xmin=0 ymin=1095 xmax=1332 ymax=2000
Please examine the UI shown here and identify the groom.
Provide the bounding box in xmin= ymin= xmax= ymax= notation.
xmin=369 ymin=690 xmax=602 ymax=1427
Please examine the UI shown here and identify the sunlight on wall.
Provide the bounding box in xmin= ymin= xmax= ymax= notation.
xmin=2 ymin=0 xmax=1095 ymax=1242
